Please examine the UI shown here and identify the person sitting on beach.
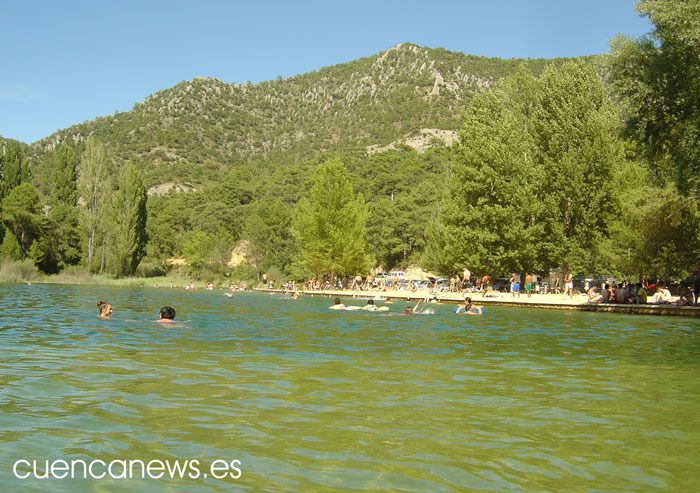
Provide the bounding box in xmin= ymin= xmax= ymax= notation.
xmin=329 ymin=298 xmax=346 ymax=310
xmin=616 ymin=283 xmax=627 ymax=304
xmin=97 ymin=301 xmax=113 ymax=320
xmin=156 ymin=306 xmax=176 ymax=323
xmin=587 ymin=284 xmax=604 ymax=304
xmin=676 ymin=283 xmax=693 ymax=306
xmin=636 ymin=283 xmax=648 ymax=304
xmin=455 ymin=297 xmax=484 ymax=315
xmin=653 ymin=283 xmax=672 ymax=304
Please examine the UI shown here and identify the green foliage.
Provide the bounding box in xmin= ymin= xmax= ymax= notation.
xmin=78 ymin=137 xmax=110 ymax=270
xmin=0 ymin=258 xmax=41 ymax=282
xmin=245 ymin=198 xmax=295 ymax=272
xmin=32 ymin=144 xmax=83 ymax=274
xmin=1 ymin=183 xmax=44 ymax=257
xmin=110 ymin=164 xmax=148 ymax=276
xmin=609 ymin=0 xmax=700 ymax=194
xmin=437 ymin=62 xmax=625 ymax=276
xmin=0 ymin=229 xmax=22 ymax=261
xmin=534 ymin=62 xmax=624 ymax=273
xmin=182 ymin=230 xmax=216 ymax=274
xmin=293 ymin=158 xmax=373 ymax=277
xmin=440 ymin=68 xmax=542 ymax=275
xmin=50 ymin=144 xmax=79 ymax=206
xmin=605 ymin=167 xmax=700 ymax=279
xmin=31 ymin=45 xmax=576 ymax=190
xmin=0 ymin=140 xmax=29 ymax=199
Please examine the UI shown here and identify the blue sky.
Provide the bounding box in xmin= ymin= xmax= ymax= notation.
xmin=1 ymin=0 xmax=651 ymax=143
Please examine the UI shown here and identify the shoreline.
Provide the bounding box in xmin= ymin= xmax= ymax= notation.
xmin=257 ymin=288 xmax=700 ymax=318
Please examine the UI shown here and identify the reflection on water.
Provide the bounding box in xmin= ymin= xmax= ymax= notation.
xmin=1 ymin=284 xmax=699 ymax=492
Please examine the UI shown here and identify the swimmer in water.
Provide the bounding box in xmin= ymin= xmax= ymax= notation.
xmin=156 ymin=306 xmax=176 ymax=323
xmin=455 ymin=297 xmax=484 ymax=315
xmin=329 ymin=298 xmax=346 ymax=310
xmin=97 ymin=301 xmax=113 ymax=319
xmin=362 ymin=299 xmax=377 ymax=311
xmin=404 ymin=299 xmax=423 ymax=315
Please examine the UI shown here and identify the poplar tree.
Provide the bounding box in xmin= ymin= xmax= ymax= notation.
xmin=78 ymin=137 xmax=109 ymax=271
xmin=0 ymin=140 xmax=29 ymax=199
xmin=533 ymin=61 xmax=623 ymax=274
xmin=438 ymin=62 xmax=625 ymax=277
xmin=440 ymin=68 xmax=543 ymax=275
xmin=110 ymin=163 xmax=148 ymax=276
xmin=609 ymin=0 xmax=700 ymax=194
xmin=293 ymin=158 xmax=372 ymax=278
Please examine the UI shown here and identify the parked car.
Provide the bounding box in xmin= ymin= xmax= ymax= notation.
xmin=412 ymin=279 xmax=429 ymax=289
xmin=491 ymin=277 xmax=511 ymax=292
xmin=434 ymin=278 xmax=450 ymax=291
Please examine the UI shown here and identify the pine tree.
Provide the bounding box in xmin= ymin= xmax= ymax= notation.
xmin=0 ymin=229 xmax=22 ymax=261
xmin=293 ymin=158 xmax=372 ymax=278
xmin=1 ymin=183 xmax=44 ymax=257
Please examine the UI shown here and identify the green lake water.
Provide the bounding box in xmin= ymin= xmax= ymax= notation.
xmin=1 ymin=284 xmax=699 ymax=492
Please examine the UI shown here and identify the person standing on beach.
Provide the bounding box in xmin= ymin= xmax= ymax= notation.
xmin=511 ymin=272 xmax=521 ymax=298
xmin=524 ymin=273 xmax=532 ymax=298
xmin=565 ymin=272 xmax=573 ymax=300
xmin=481 ymin=274 xmax=491 ymax=297
xmin=693 ymin=258 xmax=700 ymax=305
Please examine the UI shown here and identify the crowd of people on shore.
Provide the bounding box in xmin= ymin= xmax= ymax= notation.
xmin=585 ymin=280 xmax=693 ymax=306
xmin=274 ymin=261 xmax=700 ymax=308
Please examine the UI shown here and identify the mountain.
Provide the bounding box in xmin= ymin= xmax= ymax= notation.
xmin=32 ymin=43 xmax=581 ymax=189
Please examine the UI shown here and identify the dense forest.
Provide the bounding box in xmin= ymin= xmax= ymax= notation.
xmin=0 ymin=0 xmax=698 ymax=285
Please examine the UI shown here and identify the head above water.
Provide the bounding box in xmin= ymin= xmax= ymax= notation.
xmin=159 ymin=306 xmax=176 ymax=320
xmin=97 ymin=301 xmax=112 ymax=318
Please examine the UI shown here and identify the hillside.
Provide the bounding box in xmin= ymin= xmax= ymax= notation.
xmin=32 ymin=44 xmax=578 ymax=189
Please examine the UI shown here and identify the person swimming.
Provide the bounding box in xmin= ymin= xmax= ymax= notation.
xmin=156 ymin=306 xmax=176 ymax=323
xmin=329 ymin=298 xmax=346 ymax=310
xmin=97 ymin=301 xmax=113 ymax=319
xmin=362 ymin=299 xmax=377 ymax=311
xmin=455 ymin=297 xmax=484 ymax=315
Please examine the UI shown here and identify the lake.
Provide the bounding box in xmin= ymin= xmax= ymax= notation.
xmin=1 ymin=284 xmax=699 ymax=492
